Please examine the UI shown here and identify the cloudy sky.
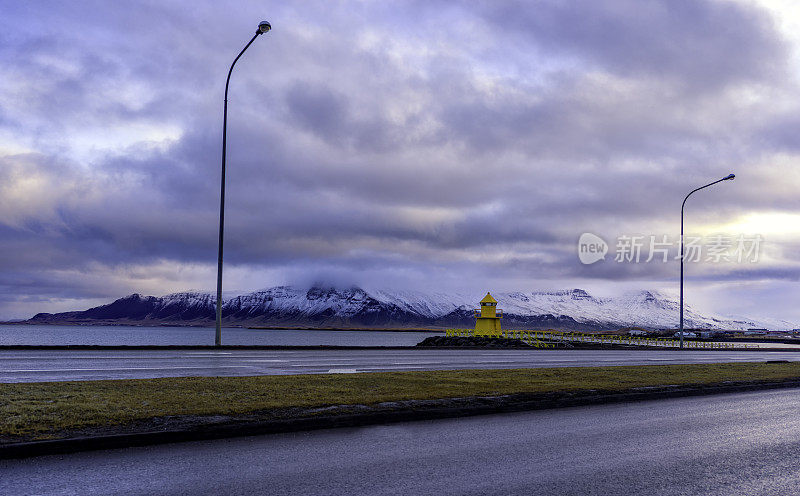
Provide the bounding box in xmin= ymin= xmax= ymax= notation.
xmin=2 ymin=0 xmax=800 ymax=323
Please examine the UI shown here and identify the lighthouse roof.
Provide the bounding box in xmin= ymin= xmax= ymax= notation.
xmin=480 ymin=292 xmax=497 ymax=304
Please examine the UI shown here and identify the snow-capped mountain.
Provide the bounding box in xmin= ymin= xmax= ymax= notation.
xmin=24 ymin=286 xmax=794 ymax=331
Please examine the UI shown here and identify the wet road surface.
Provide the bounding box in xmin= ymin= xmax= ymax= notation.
xmin=4 ymin=388 xmax=800 ymax=495
xmin=3 ymin=348 xmax=800 ymax=382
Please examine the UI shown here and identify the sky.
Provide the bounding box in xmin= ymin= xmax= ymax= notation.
xmin=2 ymin=0 xmax=800 ymax=323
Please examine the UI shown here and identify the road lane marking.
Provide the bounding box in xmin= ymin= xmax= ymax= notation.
xmin=289 ymin=364 xmax=357 ymax=367
xmin=355 ymin=366 xmax=427 ymax=370
xmin=391 ymin=362 xmax=449 ymax=365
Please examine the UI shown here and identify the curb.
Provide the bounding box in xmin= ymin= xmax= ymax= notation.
xmin=4 ymin=378 xmax=800 ymax=459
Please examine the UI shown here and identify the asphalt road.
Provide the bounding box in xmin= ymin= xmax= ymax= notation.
xmin=4 ymin=388 xmax=800 ymax=495
xmin=2 ymin=348 xmax=800 ymax=382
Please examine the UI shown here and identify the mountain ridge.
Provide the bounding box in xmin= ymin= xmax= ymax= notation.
xmin=22 ymin=286 xmax=795 ymax=331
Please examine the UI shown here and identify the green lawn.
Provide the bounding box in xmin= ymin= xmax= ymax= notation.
xmin=2 ymin=362 xmax=800 ymax=439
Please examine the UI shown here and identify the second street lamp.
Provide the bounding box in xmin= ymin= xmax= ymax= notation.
xmin=215 ymin=20 xmax=272 ymax=346
xmin=679 ymin=173 xmax=735 ymax=349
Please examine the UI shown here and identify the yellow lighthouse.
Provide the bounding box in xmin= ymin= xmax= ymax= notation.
xmin=474 ymin=292 xmax=502 ymax=336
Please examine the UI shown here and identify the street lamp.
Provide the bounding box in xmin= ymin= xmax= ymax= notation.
xmin=679 ymin=173 xmax=735 ymax=349
xmin=215 ymin=21 xmax=272 ymax=346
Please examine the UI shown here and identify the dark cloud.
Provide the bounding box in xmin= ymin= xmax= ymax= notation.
xmin=475 ymin=0 xmax=786 ymax=89
xmin=758 ymin=114 xmax=800 ymax=153
xmin=0 ymin=0 xmax=799 ymax=320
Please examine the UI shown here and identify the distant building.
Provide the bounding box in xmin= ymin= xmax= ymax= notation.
xmin=674 ymin=331 xmax=697 ymax=338
xmin=628 ymin=330 xmax=648 ymax=336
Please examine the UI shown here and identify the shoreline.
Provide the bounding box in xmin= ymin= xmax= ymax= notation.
xmin=0 ymin=322 xmax=444 ymax=331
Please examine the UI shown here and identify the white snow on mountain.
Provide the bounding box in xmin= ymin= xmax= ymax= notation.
xmin=225 ymin=286 xmax=387 ymax=318
xmin=159 ymin=291 xmax=216 ymax=308
xmin=154 ymin=286 xmax=794 ymax=330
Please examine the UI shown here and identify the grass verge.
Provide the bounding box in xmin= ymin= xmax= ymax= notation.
xmin=3 ymin=362 xmax=800 ymax=441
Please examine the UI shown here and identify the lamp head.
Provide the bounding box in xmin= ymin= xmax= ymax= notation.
xmin=257 ymin=21 xmax=271 ymax=34
xmin=723 ymin=173 xmax=735 ymax=180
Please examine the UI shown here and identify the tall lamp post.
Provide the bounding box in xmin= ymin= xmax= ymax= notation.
xmin=679 ymin=173 xmax=735 ymax=349
xmin=216 ymin=21 xmax=272 ymax=346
